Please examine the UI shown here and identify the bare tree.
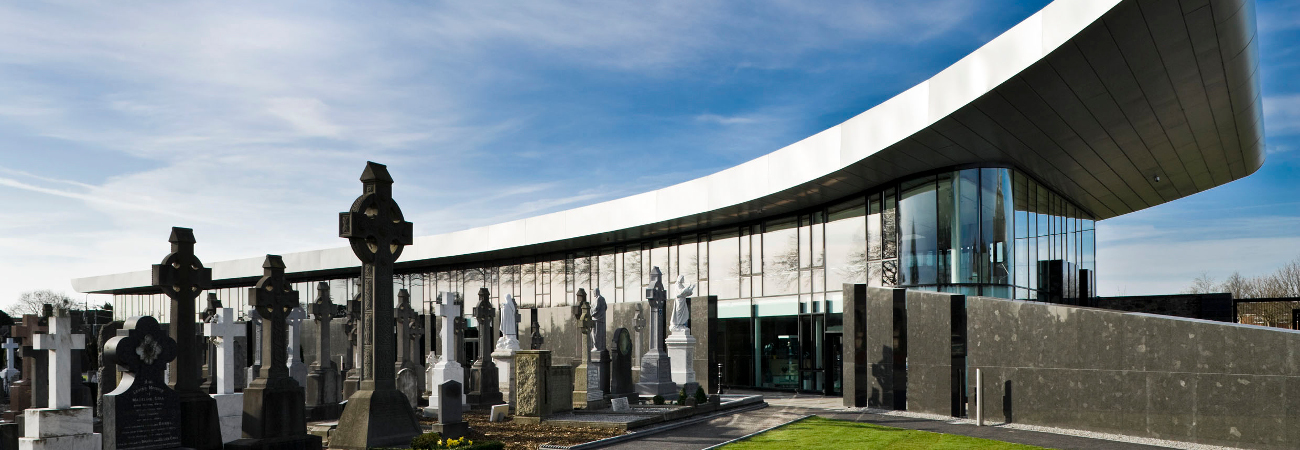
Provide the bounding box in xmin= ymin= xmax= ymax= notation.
xmin=1183 ymin=273 xmax=1218 ymax=294
xmin=10 ymin=289 xmax=77 ymax=317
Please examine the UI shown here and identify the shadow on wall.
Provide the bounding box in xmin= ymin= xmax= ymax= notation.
xmin=1002 ymin=380 xmax=1012 ymax=424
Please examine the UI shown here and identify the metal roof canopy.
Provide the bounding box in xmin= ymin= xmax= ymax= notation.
xmin=73 ymin=0 xmax=1263 ymax=295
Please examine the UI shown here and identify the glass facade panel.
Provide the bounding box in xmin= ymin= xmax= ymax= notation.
xmin=899 ymin=176 xmax=938 ymax=286
xmin=114 ymin=166 xmax=1097 ymax=393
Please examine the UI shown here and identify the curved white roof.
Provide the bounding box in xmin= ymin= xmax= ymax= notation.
xmin=74 ymin=0 xmax=1264 ymax=294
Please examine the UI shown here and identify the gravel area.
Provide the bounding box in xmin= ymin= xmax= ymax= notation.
xmin=420 ymin=410 xmax=625 ymax=450
xmin=840 ymin=407 xmax=1245 ymax=450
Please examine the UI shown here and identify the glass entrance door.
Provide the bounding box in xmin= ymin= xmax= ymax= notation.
xmin=798 ymin=314 xmax=825 ymax=393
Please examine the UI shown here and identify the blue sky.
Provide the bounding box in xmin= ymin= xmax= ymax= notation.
xmin=0 ymin=0 xmax=1296 ymax=308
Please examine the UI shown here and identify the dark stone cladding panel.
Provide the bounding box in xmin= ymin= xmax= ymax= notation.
xmin=903 ymin=290 xmax=961 ymax=416
xmin=690 ymin=296 xmax=718 ymax=395
xmin=843 ymin=284 xmax=867 ymax=407
xmin=966 ymin=295 xmax=1300 ymax=450
xmin=865 ymin=287 xmax=904 ymax=409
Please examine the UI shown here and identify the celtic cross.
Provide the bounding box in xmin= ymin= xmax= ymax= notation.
xmin=339 ymin=161 xmax=412 ymax=390
xmin=471 ymin=288 xmax=495 ymax=365
xmin=152 ymin=227 xmax=212 ymax=393
xmin=395 ymin=289 xmax=416 ymax=366
xmin=311 ymin=282 xmax=334 ymax=371
xmin=248 ymin=255 xmax=298 ymax=381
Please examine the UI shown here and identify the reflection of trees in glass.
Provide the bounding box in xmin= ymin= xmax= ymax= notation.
xmin=599 ymin=255 xmax=617 ymax=287
xmin=768 ymin=234 xmax=801 ymax=293
xmin=834 ymin=249 xmax=869 ymax=285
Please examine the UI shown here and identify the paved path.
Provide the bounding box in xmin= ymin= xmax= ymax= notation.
xmin=602 ymin=391 xmax=1171 ymax=450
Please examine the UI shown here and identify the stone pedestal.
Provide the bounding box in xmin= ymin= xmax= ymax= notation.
xmin=492 ymin=349 xmax=515 ymax=406
xmin=512 ymin=351 xmax=550 ymax=424
xmin=587 ymin=350 xmax=610 ymax=409
xmin=571 ymin=362 xmax=588 ymax=409
xmin=666 ymin=333 xmax=697 ymax=395
xmin=304 ymin=364 xmax=342 ymax=421
xmin=20 ymin=407 xmax=100 ymax=450
xmin=214 ymin=393 xmax=243 ymax=443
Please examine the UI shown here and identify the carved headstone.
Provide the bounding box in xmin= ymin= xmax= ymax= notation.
xmin=588 ymin=289 xmax=611 ymax=408
xmin=10 ymin=314 xmax=47 ymax=415
xmin=1 ymin=339 xmax=20 ymax=401
xmin=286 ymin=306 xmax=308 ymax=389
xmin=306 ymin=282 xmax=343 ymax=421
xmin=636 ymin=267 xmax=677 ymax=397
xmin=468 ymin=288 xmax=501 ymax=406
xmin=244 ymin=307 xmax=262 ymax=389
xmin=528 ymin=309 xmax=544 ymax=350
xmin=425 ymin=292 xmax=465 ymax=416
xmin=394 ymin=289 xmax=425 ymax=398
xmin=430 ymin=381 xmax=468 ymax=439
xmin=332 ymin=162 xmax=422 ymax=449
xmin=342 ymin=282 xmax=362 ymax=400
xmin=204 ymin=308 xmax=245 ymax=443
xmin=396 ymin=368 xmax=419 ymax=410
xmin=199 ymin=293 xmax=221 ymax=395
xmin=225 ymin=255 xmax=321 ymax=450
xmin=512 ymin=350 xmax=550 ymax=424
xmin=103 ymin=315 xmax=181 ymax=450
xmin=23 ymin=308 xmax=99 ymax=448
xmin=609 ymin=328 xmax=635 ymax=400
xmin=151 ymin=227 xmax=222 ymax=449
xmin=573 ymin=289 xmax=594 ymax=409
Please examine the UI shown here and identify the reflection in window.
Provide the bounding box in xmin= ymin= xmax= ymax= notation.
xmin=763 ymin=218 xmax=799 ymax=296
xmin=826 ymin=199 xmax=867 ymax=288
xmin=899 ymin=176 xmax=938 ymax=286
xmin=710 ymin=231 xmax=740 ymax=299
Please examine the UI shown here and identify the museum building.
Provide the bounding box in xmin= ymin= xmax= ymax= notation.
xmin=75 ymin=0 xmax=1261 ymax=399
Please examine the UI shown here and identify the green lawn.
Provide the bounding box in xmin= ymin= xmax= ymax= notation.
xmin=720 ymin=416 xmax=1049 ymax=450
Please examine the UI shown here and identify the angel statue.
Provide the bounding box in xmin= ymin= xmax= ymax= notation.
xmin=669 ymin=275 xmax=695 ymax=335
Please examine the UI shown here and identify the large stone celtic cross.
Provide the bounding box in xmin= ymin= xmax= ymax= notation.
xmin=249 ymin=255 xmax=298 ymax=381
xmin=152 ymin=227 xmax=212 ymax=393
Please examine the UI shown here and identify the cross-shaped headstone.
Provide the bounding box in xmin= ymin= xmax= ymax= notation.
xmin=645 ymin=267 xmax=668 ymax=353
xmin=395 ymin=289 xmax=417 ymax=366
xmin=203 ymin=308 xmax=245 ymax=395
xmin=434 ymin=297 xmax=460 ymax=365
xmin=334 ymin=161 xmax=421 ymax=448
xmin=152 ymin=226 xmax=213 ymax=393
xmin=32 ymin=309 xmax=86 ymax=409
xmin=200 ymin=292 xmax=222 ymax=322
xmin=310 ymin=282 xmax=334 ymax=371
xmin=338 ymin=161 xmax=412 ymax=389
xmin=248 ymin=255 xmax=297 ymax=381
xmin=2 ymin=338 xmax=20 ymax=385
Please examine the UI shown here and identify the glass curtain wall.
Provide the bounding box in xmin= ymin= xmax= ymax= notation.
xmin=112 ymin=166 xmax=1097 ymax=393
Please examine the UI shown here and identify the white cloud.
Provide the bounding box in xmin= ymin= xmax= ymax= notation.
xmin=0 ymin=0 xmax=989 ymax=309
xmin=1264 ymin=94 xmax=1300 ymax=136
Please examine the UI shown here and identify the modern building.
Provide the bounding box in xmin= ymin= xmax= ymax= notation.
xmin=76 ymin=0 xmax=1262 ymax=399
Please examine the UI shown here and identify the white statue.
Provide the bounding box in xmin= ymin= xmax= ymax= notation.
xmin=496 ymin=293 xmax=521 ymax=351
xmin=670 ymin=275 xmax=695 ymax=335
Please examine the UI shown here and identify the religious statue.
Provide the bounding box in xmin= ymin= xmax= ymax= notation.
xmin=591 ymin=289 xmax=608 ymax=352
xmin=669 ymin=275 xmax=695 ymax=335
xmin=496 ymin=293 xmax=520 ymax=351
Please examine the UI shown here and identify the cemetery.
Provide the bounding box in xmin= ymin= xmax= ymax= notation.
xmin=2 ymin=0 xmax=1293 ymax=448
xmin=0 ymin=162 xmax=761 ymax=450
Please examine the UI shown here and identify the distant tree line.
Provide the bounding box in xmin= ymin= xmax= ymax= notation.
xmin=1184 ymin=257 xmax=1300 ymax=299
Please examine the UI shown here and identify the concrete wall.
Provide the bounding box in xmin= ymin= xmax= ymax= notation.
xmin=966 ymin=295 xmax=1300 ymax=450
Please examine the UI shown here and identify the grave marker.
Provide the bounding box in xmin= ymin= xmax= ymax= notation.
xmin=102 ymin=315 xmax=180 ymax=450
xmin=332 ymin=162 xmax=422 ymax=449
xmin=636 ymin=267 xmax=677 ymax=397
xmin=151 ymin=227 xmax=222 ymax=448
xmin=22 ymin=308 xmax=100 ymax=449
xmin=203 ymin=308 xmax=245 ymax=442
xmin=468 ymin=287 xmax=501 ymax=406
xmin=306 ymin=282 xmax=343 ymax=421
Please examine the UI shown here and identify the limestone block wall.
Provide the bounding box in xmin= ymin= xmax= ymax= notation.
xmin=966 ymin=296 xmax=1300 ymax=450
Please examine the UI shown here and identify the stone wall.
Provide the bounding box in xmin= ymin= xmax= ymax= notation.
xmin=966 ymin=295 xmax=1300 ymax=450
xmin=864 ymin=287 xmax=905 ymax=409
xmin=904 ymin=290 xmax=960 ymax=417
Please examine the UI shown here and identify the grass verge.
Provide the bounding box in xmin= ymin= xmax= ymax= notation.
xmin=719 ymin=416 xmax=1049 ymax=450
